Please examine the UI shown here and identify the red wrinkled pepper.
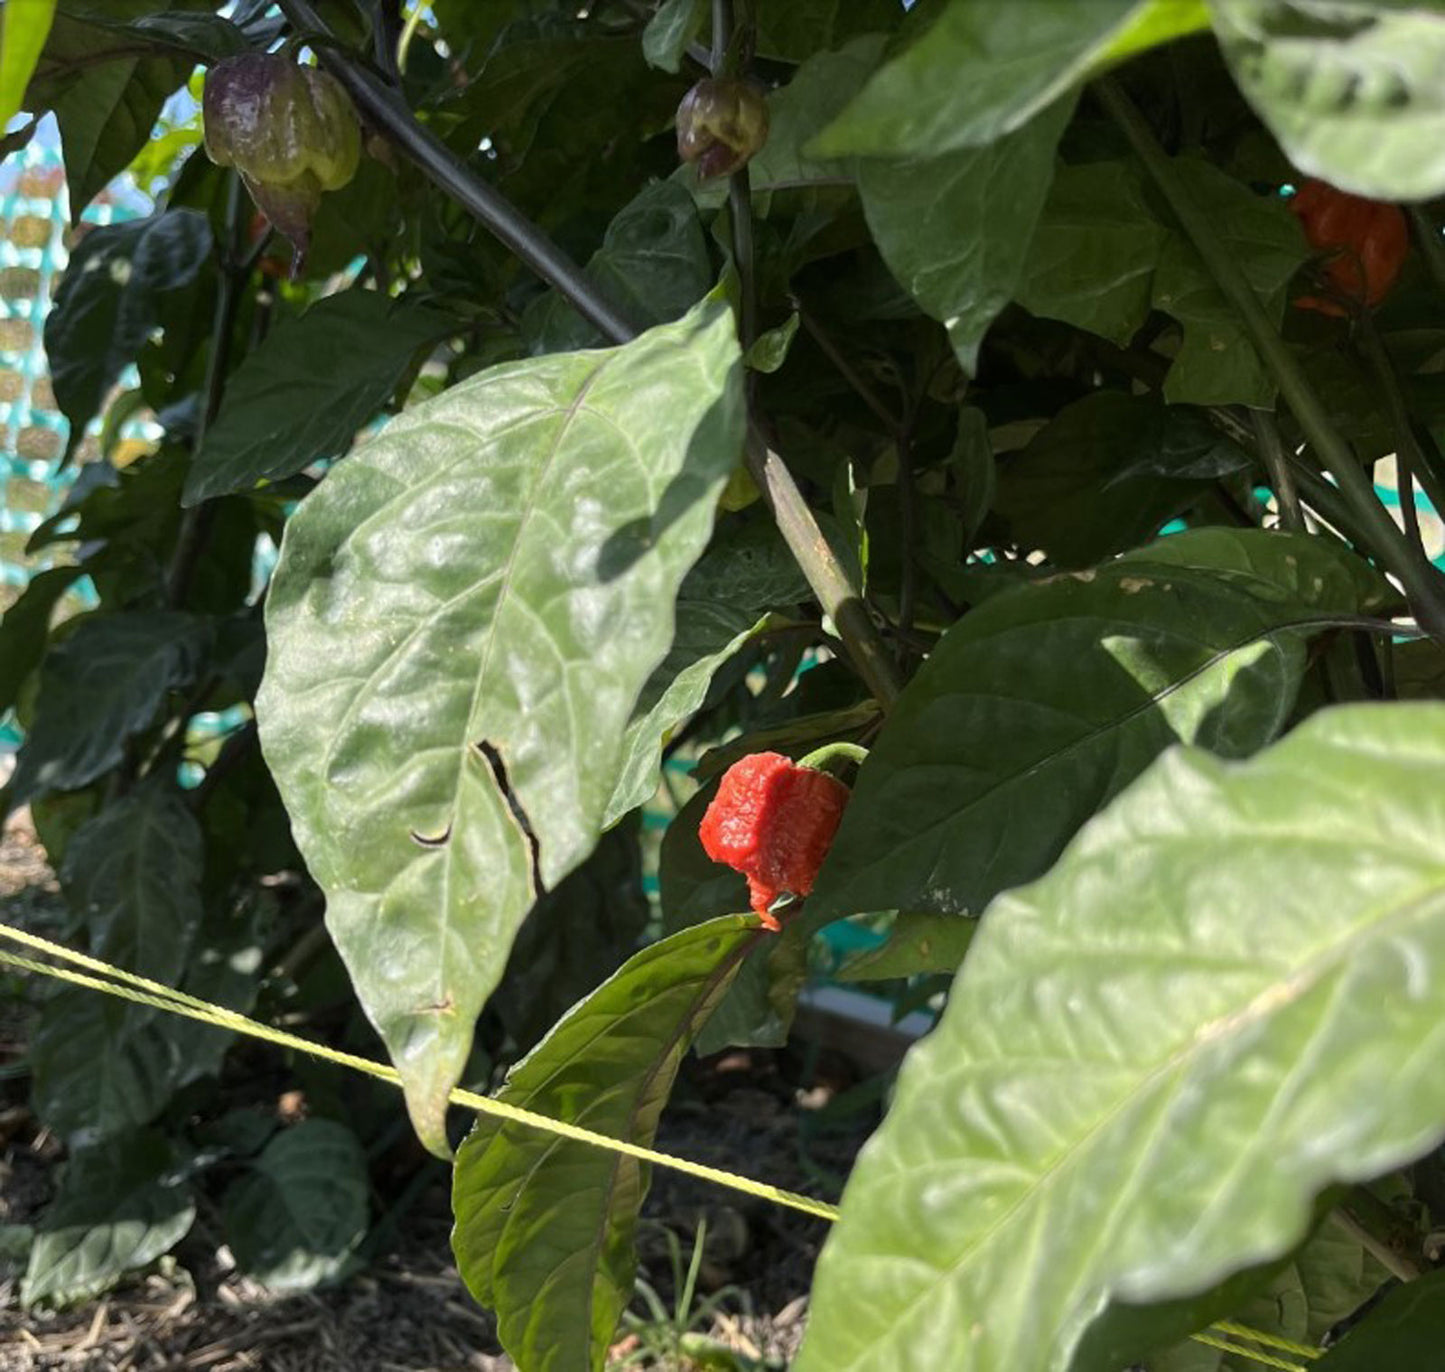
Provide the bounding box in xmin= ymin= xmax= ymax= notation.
xmin=698 ymin=752 xmax=851 ymax=931
xmin=1289 ymin=178 xmax=1408 ymax=317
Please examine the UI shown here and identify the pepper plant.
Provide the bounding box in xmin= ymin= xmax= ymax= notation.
xmin=6 ymin=0 xmax=1445 ymax=1368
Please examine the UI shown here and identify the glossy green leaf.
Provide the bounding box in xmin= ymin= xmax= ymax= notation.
xmin=857 ymin=97 xmax=1075 ymax=373
xmin=526 ymin=181 xmax=712 ymax=354
xmin=0 ymin=565 xmax=84 ymax=715
xmin=642 ymin=0 xmax=704 ymax=72
xmin=9 ymin=611 xmax=211 ymax=805
xmin=30 ymin=990 xmax=184 ymax=1141
xmin=808 ymin=529 xmax=1382 ymax=923
xmin=811 ymin=0 xmax=1207 ymax=158
xmin=60 ymin=783 xmax=204 ymax=985
xmin=43 ymin=210 xmax=212 ymax=458
xmin=0 ymin=0 xmax=56 ymax=127
xmin=836 ymin=911 xmax=978 ymax=982
xmin=257 ymin=299 xmax=744 ymax=1151
xmin=184 ymin=291 xmax=453 ymax=506
xmin=1151 ymin=158 xmax=1309 ymax=409
xmin=1314 ymin=1266 xmax=1445 ymax=1371
xmin=98 ymin=11 xmax=248 ymax=61
xmin=996 ymin=393 xmax=1251 ymax=566
xmin=223 ymin=1119 xmax=369 ymax=1291
xmin=799 ymin=702 xmax=1445 ymax=1372
xmin=452 ymin=916 xmax=758 ymax=1372
xmin=605 ymin=521 xmax=806 ymax=826
xmin=1211 ymin=0 xmax=1445 ymax=201
xmin=22 ymin=1131 xmax=194 ymax=1309
xmin=1016 ymin=160 xmax=1171 ymax=346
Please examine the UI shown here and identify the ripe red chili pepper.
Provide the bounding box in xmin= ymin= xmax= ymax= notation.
xmin=1289 ymin=178 xmax=1408 ymax=317
xmin=698 ymin=752 xmax=851 ymax=932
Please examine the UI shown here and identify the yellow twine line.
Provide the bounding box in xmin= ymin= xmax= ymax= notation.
xmin=0 ymin=919 xmax=1322 ymax=1366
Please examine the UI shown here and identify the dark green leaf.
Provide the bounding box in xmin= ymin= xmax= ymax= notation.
xmin=995 ymin=393 xmax=1251 ymax=566
xmin=452 ymin=917 xmax=757 ymax=1372
xmin=949 ymin=405 xmax=995 ymax=548
xmin=1212 ymin=0 xmax=1445 ymax=200
xmin=755 ymin=0 xmax=902 ymax=62
xmin=811 ymin=0 xmax=1207 ymax=158
xmin=1151 ymin=158 xmax=1308 ymax=408
xmin=61 ymin=783 xmax=204 ymax=985
xmin=836 ymin=911 xmax=977 ymax=982
xmin=808 ymin=529 xmax=1383 ymax=923
xmin=257 ymin=299 xmax=744 ymax=1150
xmin=184 ymin=290 xmax=454 ymax=506
xmin=22 ymin=1131 xmax=194 ymax=1308
xmin=43 ymin=211 xmax=212 ymax=458
xmin=107 ymin=12 xmax=248 ymax=61
xmin=30 ymin=991 xmax=184 ymax=1141
xmin=1314 ymin=1266 xmax=1445 ymax=1371
xmin=223 ymin=1120 xmax=369 ymax=1291
xmin=526 ymin=181 xmax=712 ymax=354
xmin=642 ymin=0 xmax=704 ymax=72
xmin=1016 ymin=160 xmax=1171 ymax=345
xmin=660 ymin=781 xmax=750 ymax=933
xmin=857 ymin=97 xmax=1075 ymax=373
xmin=0 ymin=566 xmax=84 ymax=715
xmin=692 ymin=917 xmax=811 ymax=1056
xmin=798 ymin=702 xmax=1445 ymax=1371
xmin=10 ymin=611 xmax=211 ymax=805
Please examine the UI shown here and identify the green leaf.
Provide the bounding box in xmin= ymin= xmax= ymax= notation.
xmin=0 ymin=565 xmax=84 ymax=715
xmin=1151 ymin=158 xmax=1309 ymax=409
xmin=755 ymin=0 xmax=902 ymax=62
xmin=1 ymin=0 xmax=57 ymax=127
xmin=857 ymin=96 xmax=1075 ymax=374
xmin=642 ymin=0 xmax=704 ymax=72
xmin=30 ymin=990 xmax=184 ymax=1141
xmin=43 ymin=211 xmax=212 ymax=458
xmin=1016 ymin=160 xmax=1171 ymax=346
xmin=995 ymin=392 xmax=1251 ymax=566
xmin=184 ymin=290 xmax=453 ymax=506
xmin=605 ymin=521 xmax=807 ymax=826
xmin=1211 ymin=0 xmax=1445 ymax=201
xmin=1314 ymin=1266 xmax=1445 ymax=1371
xmin=60 ymin=783 xmax=204 ymax=986
xmin=692 ymin=917 xmax=811 ymax=1055
xmin=452 ymin=917 xmax=758 ymax=1372
xmin=54 ymin=50 xmax=190 ymax=216
xmin=808 ymin=530 xmax=1381 ymax=923
xmin=223 ymin=1120 xmax=369 ymax=1291
xmin=798 ymin=702 xmax=1445 ymax=1371
xmin=811 ymin=0 xmax=1207 ymax=159
xmin=101 ymin=11 xmax=248 ymax=61
xmin=745 ymin=313 xmax=800 ymax=374
xmin=949 ymin=405 xmax=995 ymax=549
xmin=257 ymin=299 xmax=745 ymax=1151
xmin=526 ymin=181 xmax=713 ymax=353
xmin=660 ymin=781 xmax=750 ymax=932
xmin=22 ymin=1131 xmax=194 ymax=1309
xmin=836 ymin=911 xmax=977 ymax=982
xmin=9 ymin=611 xmax=211 ymax=805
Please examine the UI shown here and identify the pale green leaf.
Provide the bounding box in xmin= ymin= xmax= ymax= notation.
xmin=811 ymin=0 xmax=1207 ymax=158
xmin=452 ymin=917 xmax=758 ymax=1372
xmin=642 ymin=0 xmax=704 ymax=72
xmin=9 ymin=611 xmax=211 ymax=805
xmin=184 ymin=290 xmax=453 ymax=506
xmin=808 ymin=529 xmax=1383 ymax=923
xmin=1211 ymin=0 xmax=1445 ymax=201
xmin=858 ymin=96 xmax=1075 ymax=373
xmin=745 ymin=312 xmax=800 ymax=374
xmin=836 ymin=911 xmax=977 ymax=982
xmin=223 ymin=1120 xmax=369 ymax=1291
xmin=22 ymin=1131 xmax=194 ymax=1309
xmin=0 ymin=0 xmax=57 ymax=127
xmin=257 ymin=299 xmax=744 ymax=1150
xmin=799 ymin=702 xmax=1445 ymax=1371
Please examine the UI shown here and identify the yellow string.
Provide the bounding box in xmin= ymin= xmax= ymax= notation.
xmin=0 ymin=919 xmax=1322 ymax=1367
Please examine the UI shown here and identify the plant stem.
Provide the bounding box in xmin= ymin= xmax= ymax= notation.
xmin=1097 ymin=77 xmax=1445 ymax=641
xmin=165 ymin=173 xmax=247 ymax=610
xmin=1248 ymin=410 xmax=1304 ymax=531
xmin=794 ymin=299 xmax=904 ymax=436
xmin=1408 ymin=205 xmax=1445 ymax=301
xmin=278 ymin=0 xmax=901 ymax=708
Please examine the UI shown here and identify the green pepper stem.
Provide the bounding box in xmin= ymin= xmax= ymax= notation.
xmin=797 ymin=741 xmax=869 ymax=775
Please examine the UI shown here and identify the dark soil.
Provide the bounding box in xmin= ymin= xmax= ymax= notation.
xmin=0 ymin=807 xmax=880 ymax=1370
